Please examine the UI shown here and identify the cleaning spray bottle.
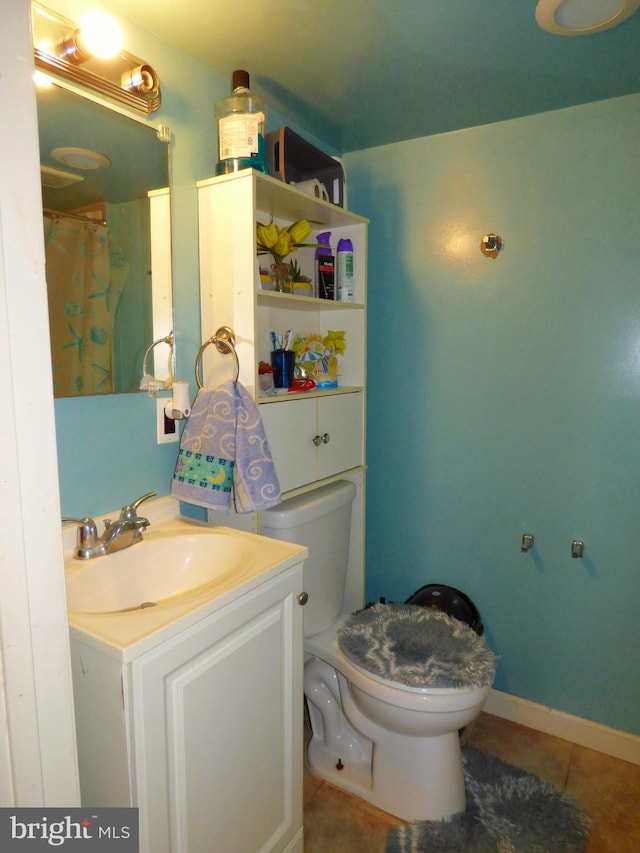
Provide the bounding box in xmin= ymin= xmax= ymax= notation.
xmin=336 ymin=238 xmax=354 ymax=302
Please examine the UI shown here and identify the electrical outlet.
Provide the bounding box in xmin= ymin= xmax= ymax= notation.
xmin=157 ymin=398 xmax=179 ymax=444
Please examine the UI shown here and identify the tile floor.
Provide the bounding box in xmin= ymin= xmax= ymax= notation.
xmin=303 ymin=711 xmax=640 ymax=852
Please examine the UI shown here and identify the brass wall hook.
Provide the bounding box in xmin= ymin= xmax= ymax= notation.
xmin=481 ymin=234 xmax=503 ymax=258
xmin=521 ymin=534 xmax=535 ymax=553
xmin=571 ymin=540 xmax=584 ymax=559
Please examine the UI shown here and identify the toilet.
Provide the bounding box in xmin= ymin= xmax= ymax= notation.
xmin=261 ymin=480 xmax=495 ymax=822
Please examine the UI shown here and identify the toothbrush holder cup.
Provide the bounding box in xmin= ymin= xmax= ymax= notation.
xmin=270 ymin=350 xmax=296 ymax=388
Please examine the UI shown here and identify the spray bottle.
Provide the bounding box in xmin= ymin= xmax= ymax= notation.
xmin=336 ymin=238 xmax=354 ymax=302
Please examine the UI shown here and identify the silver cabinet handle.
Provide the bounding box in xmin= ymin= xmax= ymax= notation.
xmin=321 ymin=433 xmax=330 ymax=444
xmin=312 ymin=435 xmax=322 ymax=446
xmin=297 ymin=591 xmax=309 ymax=606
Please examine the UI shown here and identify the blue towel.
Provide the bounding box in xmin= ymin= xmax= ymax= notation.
xmin=171 ymin=380 xmax=281 ymax=513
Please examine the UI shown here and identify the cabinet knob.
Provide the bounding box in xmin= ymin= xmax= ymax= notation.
xmin=297 ymin=591 xmax=309 ymax=606
xmin=321 ymin=433 xmax=330 ymax=444
xmin=312 ymin=435 xmax=322 ymax=446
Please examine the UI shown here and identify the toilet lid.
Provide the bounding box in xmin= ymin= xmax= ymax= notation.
xmin=337 ymin=603 xmax=496 ymax=690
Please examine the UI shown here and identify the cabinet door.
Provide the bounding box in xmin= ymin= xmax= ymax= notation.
xmin=131 ymin=568 xmax=304 ymax=853
xmin=260 ymin=398 xmax=317 ymax=493
xmin=316 ymin=393 xmax=364 ymax=481
xmin=261 ymin=394 xmax=364 ymax=493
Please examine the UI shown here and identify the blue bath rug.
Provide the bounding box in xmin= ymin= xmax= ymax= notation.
xmin=386 ymin=746 xmax=591 ymax=853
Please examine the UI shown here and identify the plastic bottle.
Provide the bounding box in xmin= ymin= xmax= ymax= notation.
xmin=314 ymin=232 xmax=334 ymax=299
xmin=214 ymin=70 xmax=268 ymax=175
xmin=336 ymin=238 xmax=354 ymax=302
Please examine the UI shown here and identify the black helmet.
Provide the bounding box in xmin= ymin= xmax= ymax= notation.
xmin=405 ymin=584 xmax=484 ymax=635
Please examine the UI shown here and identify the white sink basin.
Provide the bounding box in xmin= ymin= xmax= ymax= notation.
xmin=66 ymin=526 xmax=255 ymax=614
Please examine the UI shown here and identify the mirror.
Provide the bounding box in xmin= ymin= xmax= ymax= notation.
xmin=37 ymin=81 xmax=172 ymax=397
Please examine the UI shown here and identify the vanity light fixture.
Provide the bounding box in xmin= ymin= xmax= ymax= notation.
xmin=122 ymin=64 xmax=160 ymax=96
xmin=55 ymin=11 xmax=123 ymax=63
xmin=32 ymin=2 xmax=161 ymax=115
xmin=536 ymin=0 xmax=640 ymax=35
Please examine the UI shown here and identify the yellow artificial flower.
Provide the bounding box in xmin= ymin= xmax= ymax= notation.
xmin=272 ymin=229 xmax=292 ymax=258
xmin=256 ymin=222 xmax=279 ymax=250
xmin=288 ymin=219 xmax=312 ymax=245
xmin=256 ymin=217 xmax=320 ymax=264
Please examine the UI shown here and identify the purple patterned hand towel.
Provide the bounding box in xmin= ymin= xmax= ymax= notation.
xmin=171 ymin=380 xmax=281 ymax=513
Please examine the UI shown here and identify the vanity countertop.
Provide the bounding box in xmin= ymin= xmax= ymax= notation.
xmin=64 ymin=496 xmax=307 ymax=662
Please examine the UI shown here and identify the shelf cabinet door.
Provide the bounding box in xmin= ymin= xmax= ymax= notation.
xmin=316 ymin=393 xmax=363 ymax=481
xmin=260 ymin=398 xmax=317 ymax=493
xmin=261 ymin=393 xmax=363 ymax=494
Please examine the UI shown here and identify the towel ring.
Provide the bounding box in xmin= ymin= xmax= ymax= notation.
xmin=195 ymin=325 xmax=239 ymax=389
xmin=140 ymin=331 xmax=174 ymax=390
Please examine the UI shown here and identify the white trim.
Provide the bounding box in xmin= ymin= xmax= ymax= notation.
xmin=485 ymin=689 xmax=640 ymax=766
xmin=0 ymin=0 xmax=79 ymax=805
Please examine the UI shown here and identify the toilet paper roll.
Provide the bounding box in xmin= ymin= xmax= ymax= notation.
xmin=292 ymin=178 xmax=329 ymax=201
xmin=166 ymin=380 xmax=191 ymax=419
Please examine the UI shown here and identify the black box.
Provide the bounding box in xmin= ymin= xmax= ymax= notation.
xmin=266 ymin=126 xmax=345 ymax=208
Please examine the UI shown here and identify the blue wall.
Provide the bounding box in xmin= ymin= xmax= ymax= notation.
xmin=51 ymin=3 xmax=640 ymax=737
xmin=53 ymin=3 xmax=337 ymax=519
xmin=54 ymin=15 xmax=219 ymax=517
xmin=344 ymin=94 xmax=640 ymax=736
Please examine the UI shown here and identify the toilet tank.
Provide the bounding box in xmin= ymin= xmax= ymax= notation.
xmin=261 ymin=480 xmax=356 ymax=636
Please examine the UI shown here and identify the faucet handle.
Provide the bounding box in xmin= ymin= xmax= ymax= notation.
xmin=62 ymin=517 xmax=99 ymax=548
xmin=119 ymin=491 xmax=157 ymax=520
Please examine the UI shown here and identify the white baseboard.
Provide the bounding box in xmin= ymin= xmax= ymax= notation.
xmin=484 ymin=689 xmax=640 ymax=766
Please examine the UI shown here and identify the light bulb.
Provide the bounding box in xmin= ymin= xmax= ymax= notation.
xmin=78 ymin=11 xmax=122 ymax=59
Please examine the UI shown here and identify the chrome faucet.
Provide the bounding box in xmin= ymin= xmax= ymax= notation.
xmin=63 ymin=492 xmax=156 ymax=560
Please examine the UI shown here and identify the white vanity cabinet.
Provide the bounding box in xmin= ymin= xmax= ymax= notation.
xmin=70 ymin=562 xmax=304 ymax=853
xmin=197 ymin=170 xmax=367 ymax=611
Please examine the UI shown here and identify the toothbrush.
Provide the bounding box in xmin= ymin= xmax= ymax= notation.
xmin=270 ymin=331 xmax=277 ymax=351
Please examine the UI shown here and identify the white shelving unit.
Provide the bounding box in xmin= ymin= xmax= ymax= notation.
xmin=197 ymin=169 xmax=367 ymax=612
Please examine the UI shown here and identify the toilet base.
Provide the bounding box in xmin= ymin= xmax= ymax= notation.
xmin=306 ymin=710 xmax=466 ymax=822
xmin=304 ymin=657 xmax=468 ymax=822
xmin=306 ymin=725 xmax=374 ymax=796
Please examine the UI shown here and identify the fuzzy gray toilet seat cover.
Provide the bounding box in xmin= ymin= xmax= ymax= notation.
xmin=337 ymin=603 xmax=497 ymax=689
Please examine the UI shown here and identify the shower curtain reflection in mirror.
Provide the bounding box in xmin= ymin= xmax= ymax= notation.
xmin=44 ymin=210 xmax=131 ymax=397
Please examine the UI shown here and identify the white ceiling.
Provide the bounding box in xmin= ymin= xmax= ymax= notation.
xmin=104 ymin=0 xmax=640 ymax=152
